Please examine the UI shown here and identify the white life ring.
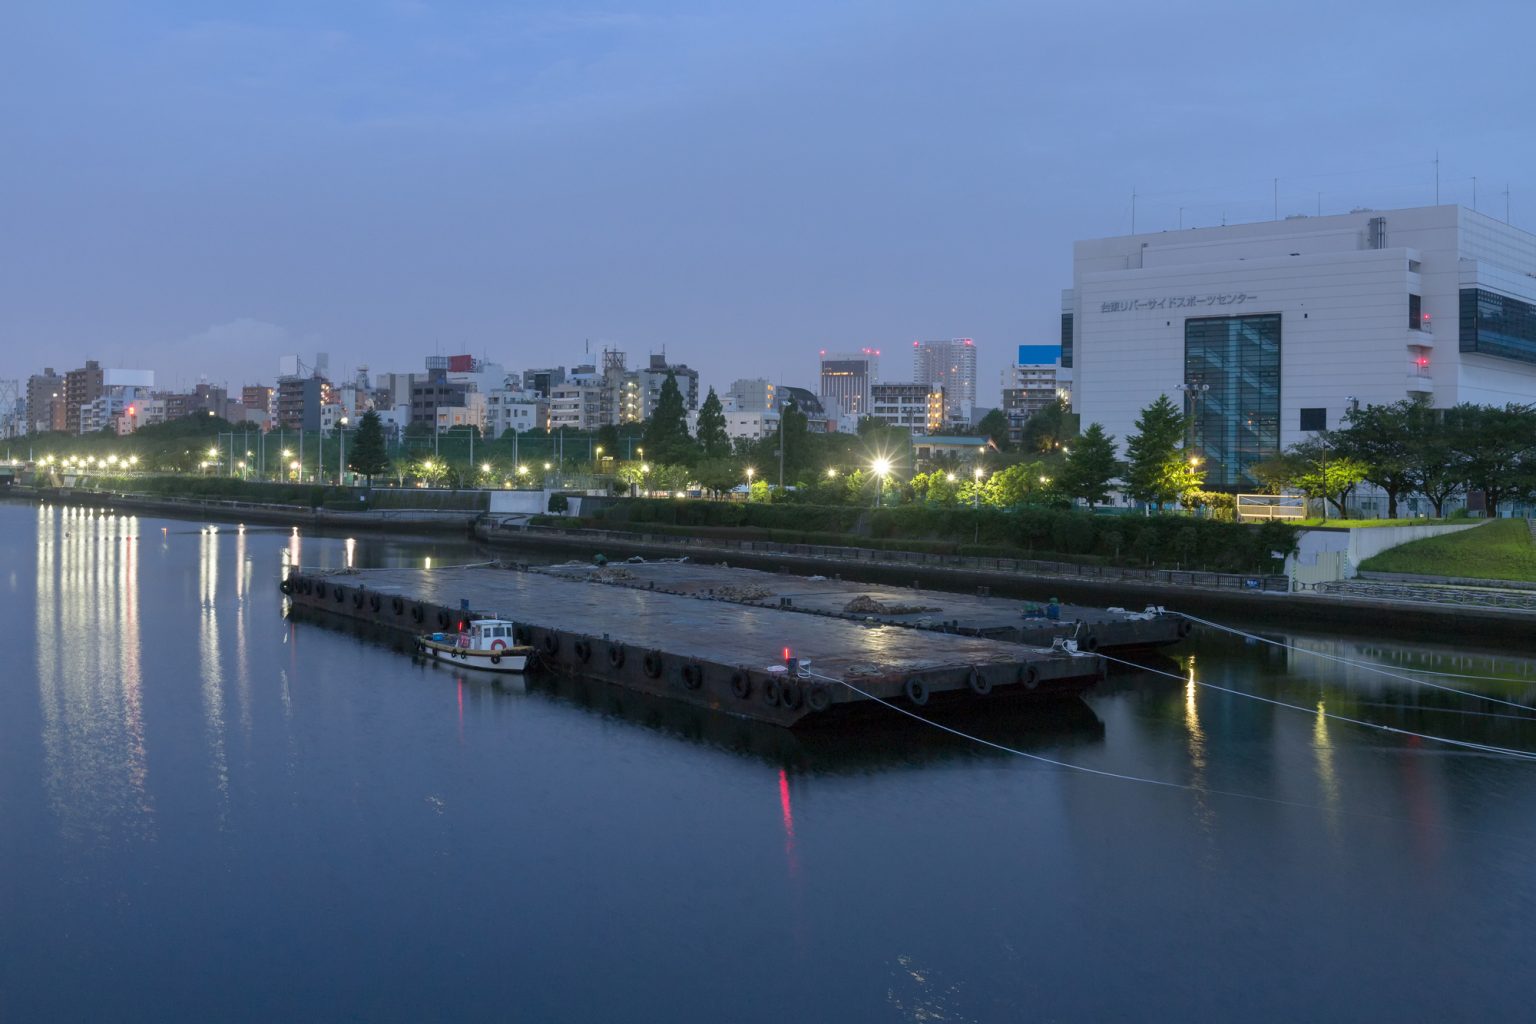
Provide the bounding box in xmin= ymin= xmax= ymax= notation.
xmin=491 ymin=638 xmax=507 ymax=651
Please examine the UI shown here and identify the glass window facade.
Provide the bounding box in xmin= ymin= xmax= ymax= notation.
xmin=1460 ymin=288 xmax=1536 ymax=364
xmin=1184 ymin=314 xmax=1281 ymax=488
xmin=1060 ymin=313 xmax=1073 ymax=368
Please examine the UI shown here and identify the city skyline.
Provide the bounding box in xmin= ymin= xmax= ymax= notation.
xmin=4 ymin=2 xmax=1535 ymax=406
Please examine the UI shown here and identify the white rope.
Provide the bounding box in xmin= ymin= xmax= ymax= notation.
xmin=1176 ymin=612 xmax=1536 ymax=712
xmin=1095 ymin=651 xmax=1536 ymax=761
xmin=798 ymin=669 xmax=1316 ymax=805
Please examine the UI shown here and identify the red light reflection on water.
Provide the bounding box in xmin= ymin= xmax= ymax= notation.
xmin=779 ymin=768 xmax=799 ymax=878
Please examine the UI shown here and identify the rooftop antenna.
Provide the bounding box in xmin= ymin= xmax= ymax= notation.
xmin=1273 ymin=177 xmax=1278 ymax=220
xmin=1131 ymin=185 xmax=1137 ymax=233
xmin=1505 ymin=183 xmax=1511 ymax=223
xmin=1434 ymin=151 xmax=1440 ymax=204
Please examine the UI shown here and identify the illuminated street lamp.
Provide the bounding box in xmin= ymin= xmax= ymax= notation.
xmin=825 ymin=467 xmax=837 ymax=479
xmin=871 ymin=457 xmax=892 ymax=508
xmin=973 ymin=466 xmax=985 ymax=510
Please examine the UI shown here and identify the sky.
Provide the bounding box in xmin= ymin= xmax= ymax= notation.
xmin=3 ymin=0 xmax=1534 ymax=406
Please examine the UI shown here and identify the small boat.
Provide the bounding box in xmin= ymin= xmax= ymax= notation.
xmin=416 ymin=617 xmax=534 ymax=673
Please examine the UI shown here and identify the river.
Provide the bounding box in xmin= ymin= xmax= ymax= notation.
xmin=3 ymin=499 xmax=1536 ymax=1022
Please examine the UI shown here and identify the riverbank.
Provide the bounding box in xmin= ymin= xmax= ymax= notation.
xmin=15 ymin=486 xmax=477 ymax=533
xmin=12 ymin=486 xmax=1534 ymax=647
xmin=478 ymin=521 xmax=1536 ymax=648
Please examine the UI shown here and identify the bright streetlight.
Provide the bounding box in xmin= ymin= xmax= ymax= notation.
xmin=826 ymin=467 xmax=837 ymax=478
xmin=871 ymin=457 xmax=892 ymax=508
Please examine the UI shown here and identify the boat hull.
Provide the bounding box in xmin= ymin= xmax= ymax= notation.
xmin=417 ymin=637 xmax=531 ymax=674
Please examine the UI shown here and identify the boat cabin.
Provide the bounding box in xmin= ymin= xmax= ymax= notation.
xmin=460 ymin=618 xmax=518 ymax=649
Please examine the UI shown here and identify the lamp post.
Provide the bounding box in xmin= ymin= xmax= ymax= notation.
xmin=872 ymin=457 xmax=891 ymax=508
xmin=338 ymin=416 xmax=348 ymax=485
xmin=1177 ymin=381 xmax=1211 ymax=465
xmin=973 ymin=466 xmax=984 ymax=510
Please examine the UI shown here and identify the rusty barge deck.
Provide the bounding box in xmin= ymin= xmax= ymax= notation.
xmin=530 ymin=559 xmax=1188 ymax=652
xmin=283 ymin=565 xmax=1105 ymax=727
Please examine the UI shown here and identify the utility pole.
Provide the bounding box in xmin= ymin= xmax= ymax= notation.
xmin=777 ymin=405 xmax=785 ymax=493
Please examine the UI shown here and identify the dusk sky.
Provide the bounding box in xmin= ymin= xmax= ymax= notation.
xmin=3 ymin=1 xmax=1533 ymax=403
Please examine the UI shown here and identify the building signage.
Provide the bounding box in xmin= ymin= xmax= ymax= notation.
xmin=1100 ymin=293 xmax=1259 ymax=313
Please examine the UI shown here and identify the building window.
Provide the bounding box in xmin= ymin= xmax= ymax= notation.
xmin=1299 ymin=408 xmax=1326 ymax=431
xmin=1185 ymin=314 xmax=1281 ymax=488
xmin=1409 ymin=294 xmax=1422 ymax=330
xmin=1060 ymin=313 xmax=1074 ymax=369
xmin=1460 ymin=288 xmax=1536 ymax=364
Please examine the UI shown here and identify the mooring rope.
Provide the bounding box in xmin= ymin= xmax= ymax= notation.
xmin=1095 ymin=650 xmax=1536 ymax=761
xmin=1175 ymin=611 xmax=1536 ymax=712
xmin=800 ymin=669 xmax=1315 ymax=804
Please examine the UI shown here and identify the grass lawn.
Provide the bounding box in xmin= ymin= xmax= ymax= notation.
xmin=1357 ymin=518 xmax=1536 ymax=582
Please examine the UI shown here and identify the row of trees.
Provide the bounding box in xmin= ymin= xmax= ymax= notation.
xmin=1258 ymin=400 xmax=1536 ymax=518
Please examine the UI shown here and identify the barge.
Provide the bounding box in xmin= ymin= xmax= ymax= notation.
xmin=531 ymin=558 xmax=1189 ymax=652
xmin=282 ymin=564 xmax=1105 ymax=728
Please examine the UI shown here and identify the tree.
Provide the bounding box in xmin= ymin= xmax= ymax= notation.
xmin=595 ymin=423 xmax=621 ymax=456
xmin=1058 ymin=422 xmax=1118 ymax=507
xmin=1123 ymin=395 xmax=1200 ymax=506
xmin=1448 ymin=403 xmax=1536 ymax=517
xmin=1338 ymin=400 xmax=1422 ymax=518
xmin=1020 ymin=397 xmax=1072 ymax=454
xmin=695 ymin=388 xmax=731 ymax=460
xmin=981 ymin=462 xmax=1050 ymax=507
xmin=975 ymin=408 xmax=1012 ymax=451
xmin=910 ymin=469 xmax=959 ymax=506
xmin=347 ymin=410 xmax=391 ymax=486
xmin=641 ymin=372 xmax=696 ymax=465
xmin=1405 ymin=408 xmax=1463 ymax=517
xmin=1288 ymin=436 xmax=1369 ymax=517
xmin=693 ymin=457 xmax=741 ymax=499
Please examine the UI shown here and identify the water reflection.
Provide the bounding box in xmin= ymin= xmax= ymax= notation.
xmin=1312 ymin=701 xmax=1342 ymax=834
xmin=1182 ymin=656 xmax=1215 ymax=835
xmin=34 ymin=505 xmax=154 ymax=843
xmin=200 ymin=526 xmax=230 ymax=814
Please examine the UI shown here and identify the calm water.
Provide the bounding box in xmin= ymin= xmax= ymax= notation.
xmin=4 ymin=500 xmax=1536 ymax=1022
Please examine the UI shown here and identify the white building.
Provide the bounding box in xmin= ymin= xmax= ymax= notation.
xmin=913 ymin=338 xmax=977 ymax=426
xmin=484 ymin=392 xmax=546 ymax=438
xmin=869 ymin=382 xmax=944 ymax=435
xmin=725 ymin=409 xmax=780 ymax=441
xmin=1001 ymin=345 xmax=1067 ymax=445
xmin=548 ymin=371 xmax=611 ymax=432
xmin=725 ymin=378 xmax=776 ymax=413
xmin=435 ymin=392 xmax=487 ymax=433
xmin=1067 ymin=204 xmax=1536 ymax=488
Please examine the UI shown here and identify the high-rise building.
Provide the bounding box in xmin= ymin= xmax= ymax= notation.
xmin=25 ymin=368 xmax=65 ymax=434
xmin=1067 ymin=203 xmax=1536 ymax=489
xmin=1001 ymin=345 xmax=1066 ymax=445
xmin=631 ymin=354 xmax=700 ymax=422
xmin=818 ymin=348 xmax=880 ymax=419
xmin=64 ymin=360 xmax=104 ymax=435
xmin=276 ymin=377 xmax=327 ymax=431
xmin=913 ymin=338 xmax=977 ymax=427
